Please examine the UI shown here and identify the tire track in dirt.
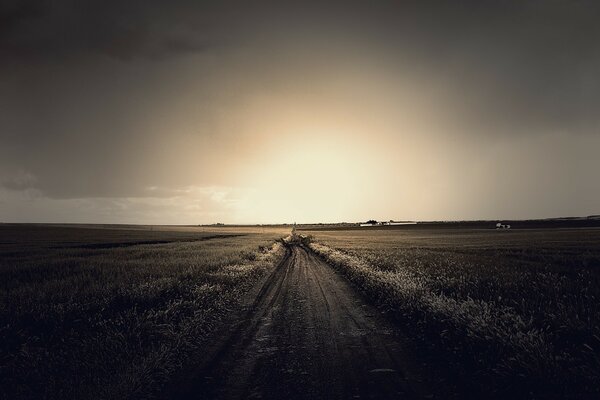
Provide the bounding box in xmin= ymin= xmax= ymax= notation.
xmin=169 ymin=244 xmax=432 ymax=400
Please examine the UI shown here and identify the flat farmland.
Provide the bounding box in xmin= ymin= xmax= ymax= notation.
xmin=2 ymin=224 xmax=599 ymax=399
xmin=302 ymin=227 xmax=600 ymax=398
xmin=0 ymin=224 xmax=288 ymax=399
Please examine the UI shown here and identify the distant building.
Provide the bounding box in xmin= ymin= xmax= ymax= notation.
xmin=360 ymin=220 xmax=417 ymax=227
xmin=361 ymin=219 xmax=378 ymax=227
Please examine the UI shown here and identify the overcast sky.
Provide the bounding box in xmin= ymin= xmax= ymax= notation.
xmin=1 ymin=0 xmax=599 ymax=224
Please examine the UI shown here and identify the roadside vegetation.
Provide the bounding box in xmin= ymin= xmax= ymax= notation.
xmin=306 ymin=228 xmax=600 ymax=398
xmin=0 ymin=225 xmax=286 ymax=400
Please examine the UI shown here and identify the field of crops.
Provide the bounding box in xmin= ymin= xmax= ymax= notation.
xmin=0 ymin=224 xmax=287 ymax=400
xmin=304 ymin=228 xmax=600 ymax=398
xmin=3 ymin=223 xmax=599 ymax=399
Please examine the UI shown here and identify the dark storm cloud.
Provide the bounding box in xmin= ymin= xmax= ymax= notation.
xmin=419 ymin=0 xmax=600 ymax=133
xmin=0 ymin=0 xmax=220 ymax=63
xmin=9 ymin=0 xmax=594 ymax=133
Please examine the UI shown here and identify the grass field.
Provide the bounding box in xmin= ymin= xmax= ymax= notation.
xmin=0 ymin=224 xmax=287 ymax=399
xmin=302 ymin=228 xmax=600 ymax=398
xmin=2 ymin=224 xmax=599 ymax=399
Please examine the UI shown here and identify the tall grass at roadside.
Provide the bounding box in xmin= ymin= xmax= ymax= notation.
xmin=0 ymin=226 xmax=286 ymax=400
xmin=307 ymin=229 xmax=600 ymax=398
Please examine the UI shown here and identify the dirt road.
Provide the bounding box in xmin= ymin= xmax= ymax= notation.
xmin=170 ymin=244 xmax=431 ymax=399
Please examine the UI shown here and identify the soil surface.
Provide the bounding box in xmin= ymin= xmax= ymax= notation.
xmin=169 ymin=244 xmax=432 ymax=400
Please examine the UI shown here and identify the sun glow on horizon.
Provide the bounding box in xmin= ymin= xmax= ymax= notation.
xmin=229 ymin=131 xmax=383 ymax=223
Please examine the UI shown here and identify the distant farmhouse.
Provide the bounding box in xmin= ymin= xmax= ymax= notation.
xmin=360 ymin=220 xmax=417 ymax=227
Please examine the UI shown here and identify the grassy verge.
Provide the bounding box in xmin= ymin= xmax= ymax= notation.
xmin=0 ymin=226 xmax=286 ymax=399
xmin=307 ymin=230 xmax=600 ymax=398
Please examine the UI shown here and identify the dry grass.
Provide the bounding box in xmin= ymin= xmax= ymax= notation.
xmin=305 ymin=228 xmax=600 ymax=398
xmin=0 ymin=225 xmax=287 ymax=400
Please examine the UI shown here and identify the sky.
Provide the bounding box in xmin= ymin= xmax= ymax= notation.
xmin=1 ymin=0 xmax=599 ymax=224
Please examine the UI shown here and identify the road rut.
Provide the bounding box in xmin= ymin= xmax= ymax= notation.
xmin=171 ymin=244 xmax=430 ymax=399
